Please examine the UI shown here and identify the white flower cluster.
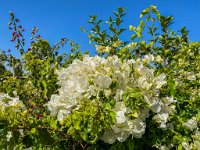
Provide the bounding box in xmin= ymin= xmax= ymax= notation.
xmin=183 ymin=118 xmax=198 ymax=131
xmin=181 ymin=117 xmax=200 ymax=150
xmin=6 ymin=131 xmax=12 ymax=141
xmin=152 ymin=97 xmax=176 ymax=129
xmin=155 ymin=117 xmax=200 ymax=150
xmin=181 ymin=130 xmax=200 ymax=150
xmin=101 ymin=101 xmax=146 ymax=144
xmin=46 ymin=55 xmax=170 ymax=143
xmin=0 ymin=92 xmax=25 ymax=111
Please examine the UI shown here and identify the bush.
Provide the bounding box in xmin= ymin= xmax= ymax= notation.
xmin=0 ymin=5 xmax=199 ymax=150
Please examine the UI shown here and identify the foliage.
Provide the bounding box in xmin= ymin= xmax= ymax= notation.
xmin=0 ymin=5 xmax=199 ymax=150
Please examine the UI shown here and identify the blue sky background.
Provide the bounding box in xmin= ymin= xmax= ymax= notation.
xmin=0 ymin=0 xmax=200 ymax=57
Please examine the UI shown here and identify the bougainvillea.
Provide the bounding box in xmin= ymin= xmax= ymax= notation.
xmin=46 ymin=54 xmax=170 ymax=144
xmin=0 ymin=5 xmax=199 ymax=150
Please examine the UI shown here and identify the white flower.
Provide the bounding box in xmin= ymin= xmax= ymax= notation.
xmin=161 ymin=105 xmax=176 ymax=115
xmin=160 ymin=145 xmax=170 ymax=150
xmin=116 ymin=109 xmax=127 ymax=124
xmin=153 ymin=144 xmax=170 ymax=150
xmin=103 ymin=102 xmax=146 ymax=143
xmin=57 ymin=109 xmax=71 ymax=121
xmin=153 ymin=113 xmax=169 ymax=129
xmin=192 ymin=131 xmax=200 ymax=141
xmin=150 ymin=101 xmax=162 ymax=113
xmin=116 ymin=131 xmax=130 ymax=142
xmin=187 ymin=74 xmax=196 ymax=81
xmin=138 ymin=77 xmax=152 ymax=90
xmin=114 ymin=89 xmax=123 ymax=101
xmin=113 ymin=101 xmax=130 ymax=124
xmin=155 ymin=55 xmax=164 ymax=63
xmin=144 ymin=96 xmax=160 ymax=107
xmin=104 ymin=89 xmax=111 ymax=98
xmin=86 ymin=85 xmax=98 ymax=97
xmin=6 ymin=131 xmax=12 ymax=141
xmin=18 ymin=129 xmax=24 ymax=136
xmin=153 ymin=73 xmax=167 ymax=89
xmin=183 ymin=118 xmax=198 ymax=131
xmin=93 ymin=75 xmax=112 ymax=89
xmin=111 ymin=102 xmax=132 ymax=135
xmin=151 ymin=97 xmax=176 ymax=129
xmin=105 ymin=46 xmax=111 ymax=52
xmin=126 ymin=42 xmax=137 ymax=49
xmin=182 ymin=141 xmax=192 ymax=150
xmin=144 ymin=54 xmax=154 ymax=62
xmin=0 ymin=93 xmax=25 ymax=110
xmin=131 ymin=119 xmax=146 ymax=138
xmin=155 ymin=97 xmax=176 ymax=115
xmin=162 ymin=97 xmax=176 ymax=105
xmin=193 ymin=141 xmax=200 ymax=150
xmin=101 ymin=128 xmax=117 ymax=144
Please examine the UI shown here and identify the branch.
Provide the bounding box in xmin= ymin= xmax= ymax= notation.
xmin=0 ymin=76 xmax=28 ymax=81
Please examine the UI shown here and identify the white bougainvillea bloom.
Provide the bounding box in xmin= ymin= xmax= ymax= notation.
xmin=101 ymin=128 xmax=117 ymax=144
xmin=189 ymin=130 xmax=200 ymax=149
xmin=105 ymin=102 xmax=146 ymax=143
xmin=153 ymin=112 xmax=171 ymax=129
xmin=130 ymin=119 xmax=146 ymax=138
xmin=6 ymin=131 xmax=12 ymax=141
xmin=155 ymin=55 xmax=164 ymax=64
xmin=114 ymin=102 xmax=129 ymax=124
xmin=153 ymin=144 xmax=174 ymax=150
xmin=193 ymin=141 xmax=200 ymax=150
xmin=183 ymin=118 xmax=198 ymax=131
xmin=93 ymin=75 xmax=112 ymax=89
xmin=151 ymin=96 xmax=176 ymax=129
xmin=182 ymin=141 xmax=192 ymax=150
xmin=153 ymin=73 xmax=167 ymax=89
xmin=186 ymin=72 xmax=196 ymax=81
xmin=0 ymin=92 xmax=25 ymax=111
xmin=46 ymin=55 xmax=167 ymax=143
xmin=143 ymin=54 xmax=154 ymax=62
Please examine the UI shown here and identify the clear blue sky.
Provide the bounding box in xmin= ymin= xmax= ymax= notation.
xmin=0 ymin=0 xmax=200 ymax=57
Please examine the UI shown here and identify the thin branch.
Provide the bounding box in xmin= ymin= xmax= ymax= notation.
xmin=0 ymin=76 xmax=28 ymax=81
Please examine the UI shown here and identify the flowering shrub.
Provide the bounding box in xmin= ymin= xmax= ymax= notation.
xmin=0 ymin=92 xmax=24 ymax=109
xmin=0 ymin=5 xmax=199 ymax=150
xmin=46 ymin=54 xmax=170 ymax=144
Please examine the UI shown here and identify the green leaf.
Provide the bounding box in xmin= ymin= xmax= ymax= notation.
xmin=168 ymin=78 xmax=176 ymax=96
xmin=67 ymin=126 xmax=76 ymax=135
xmin=74 ymin=120 xmax=81 ymax=131
xmin=30 ymin=128 xmax=37 ymax=134
xmin=20 ymin=49 xmax=24 ymax=55
xmin=80 ymin=132 xmax=87 ymax=141
xmin=140 ymin=8 xmax=150 ymax=18
xmin=113 ymin=11 xmax=119 ymax=17
xmin=118 ymin=7 xmax=124 ymax=13
xmin=50 ymin=120 xmax=57 ymax=129
xmin=116 ymin=18 xmax=121 ymax=26
xmin=133 ymin=20 xmax=144 ymax=39
xmin=87 ymin=145 xmax=98 ymax=150
xmin=129 ymin=25 xmax=136 ymax=31
xmin=178 ymin=144 xmax=182 ymax=150
xmin=127 ymin=141 xmax=135 ymax=150
xmin=118 ymin=28 xmax=126 ymax=35
xmin=42 ymin=80 xmax=47 ymax=89
xmin=131 ymin=34 xmax=137 ymax=41
xmin=150 ymin=5 xmax=157 ymax=11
